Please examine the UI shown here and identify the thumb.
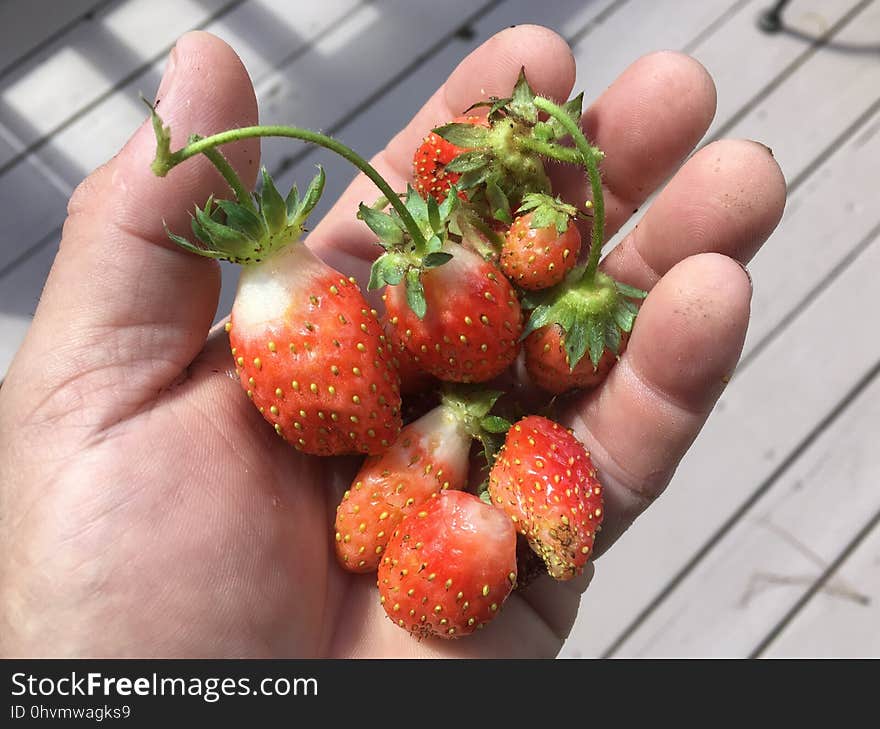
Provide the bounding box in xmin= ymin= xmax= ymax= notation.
xmin=3 ymin=31 xmax=258 ymax=432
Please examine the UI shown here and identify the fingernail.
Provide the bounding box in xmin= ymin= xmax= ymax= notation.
xmin=154 ymin=45 xmax=179 ymax=104
xmin=736 ymin=259 xmax=753 ymax=291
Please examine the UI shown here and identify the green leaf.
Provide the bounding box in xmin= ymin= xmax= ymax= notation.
xmin=368 ymin=253 xmax=406 ymax=290
xmin=438 ymin=187 xmax=459 ymax=221
xmin=423 ymin=251 xmax=452 ymax=268
xmin=165 ymin=226 xmax=224 ymax=260
xmin=615 ymin=280 xmax=649 ymax=299
xmin=613 ymin=303 xmax=636 ymax=333
xmin=405 ymin=268 xmax=427 ymax=319
xmin=215 ymin=200 xmax=265 ymax=241
xmin=285 ymin=183 xmax=300 ymax=216
xmin=294 ymin=166 xmax=325 ymax=224
xmin=486 ymin=180 xmax=511 ymax=224
xmin=508 ymin=68 xmax=537 ymax=123
xmin=259 ymin=168 xmax=288 ymax=232
xmin=544 ymin=92 xmax=585 ymax=140
xmin=444 ymin=151 xmax=488 ymax=174
xmin=604 ymin=320 xmax=621 ymax=354
xmin=587 ymin=316 xmax=606 ymax=368
xmin=404 ymin=185 xmax=430 ymax=230
xmin=194 ymin=206 xmax=250 ymax=256
xmin=424 ymin=234 xmax=444 ymax=254
xmin=564 ymin=315 xmax=589 ymax=371
xmin=521 ymin=303 xmax=557 ymax=339
xmin=433 ymin=122 xmax=489 ymax=148
xmin=480 ymin=415 xmax=512 ymax=434
xmin=457 ymin=166 xmax=491 ymax=190
xmin=531 ymin=120 xmax=556 ymax=143
xmin=358 ymin=203 xmax=404 ymax=248
xmin=427 ymin=195 xmax=441 ymax=234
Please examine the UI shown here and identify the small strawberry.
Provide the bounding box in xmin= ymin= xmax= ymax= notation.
xmin=164 ymin=165 xmax=402 ymax=456
xmin=362 ymin=187 xmax=523 ymax=383
xmin=413 ymin=115 xmax=488 ymax=202
xmin=521 ymin=270 xmax=644 ymax=394
xmin=382 ymin=314 xmax=434 ymax=396
xmin=500 ymin=193 xmax=581 ymax=290
xmin=383 ymin=243 xmax=522 ymax=383
xmin=335 ymin=389 xmax=509 ymax=572
xmin=378 ymin=490 xmax=517 ymax=638
xmin=488 ymin=415 xmax=604 ymax=580
xmin=524 ymin=325 xmax=628 ymax=394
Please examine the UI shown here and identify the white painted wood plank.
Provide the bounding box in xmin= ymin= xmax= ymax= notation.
xmin=607 ymin=340 xmax=880 ymax=656
xmin=0 ymin=0 xmax=229 ymax=166
xmin=568 ymin=0 xmax=742 ymax=97
xmin=561 ymin=0 xmax=880 ymax=656
xmin=763 ymin=516 xmax=880 ymax=657
xmin=0 ymin=0 xmax=104 ymax=74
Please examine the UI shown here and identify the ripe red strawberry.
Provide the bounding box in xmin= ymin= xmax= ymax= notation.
xmin=488 ymin=415 xmax=604 ymax=580
xmin=383 ymin=244 xmax=523 ymax=383
xmin=335 ymin=389 xmax=505 ymax=572
xmin=413 ymin=115 xmax=487 ymax=202
xmin=524 ymin=325 xmax=628 ymax=393
xmin=167 ymin=167 xmax=401 ymax=456
xmin=500 ymin=195 xmax=581 ymax=290
xmin=382 ymin=314 xmax=434 ymax=396
xmin=378 ymin=490 xmax=517 ymax=638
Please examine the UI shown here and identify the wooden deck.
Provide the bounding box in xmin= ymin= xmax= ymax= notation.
xmin=1 ymin=0 xmax=878 ymax=657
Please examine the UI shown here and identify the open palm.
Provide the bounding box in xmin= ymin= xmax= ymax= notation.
xmin=0 ymin=27 xmax=785 ymax=658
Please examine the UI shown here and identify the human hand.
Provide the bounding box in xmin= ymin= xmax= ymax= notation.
xmin=0 ymin=26 xmax=785 ymax=658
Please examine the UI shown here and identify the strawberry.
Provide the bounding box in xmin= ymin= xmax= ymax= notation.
xmin=414 ymin=115 xmax=487 ymax=202
xmin=335 ymin=389 xmax=508 ymax=572
xmin=488 ymin=415 xmax=604 ymax=580
xmin=429 ymin=70 xmax=586 ymax=222
xmin=382 ymin=314 xmax=434 ymax=396
xmin=165 ymin=167 xmax=401 ymax=455
xmin=521 ymin=270 xmax=646 ymax=393
xmin=500 ymin=194 xmax=581 ymax=290
xmin=524 ymin=325 xmax=628 ymax=394
xmin=383 ymin=244 xmax=522 ymax=383
xmin=378 ymin=490 xmax=517 ymax=638
xmin=362 ymin=187 xmax=523 ymax=383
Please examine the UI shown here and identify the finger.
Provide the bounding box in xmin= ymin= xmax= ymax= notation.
xmin=6 ymin=32 xmax=258 ymax=427
xmin=564 ymin=253 xmax=752 ymax=553
xmin=601 ymin=139 xmax=787 ymax=289
xmin=307 ymin=25 xmax=577 ymax=277
xmin=550 ymin=51 xmax=717 ymax=240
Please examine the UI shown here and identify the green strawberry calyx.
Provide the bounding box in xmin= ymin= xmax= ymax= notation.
xmin=521 ymin=266 xmax=647 ymax=369
xmin=166 ymin=166 xmax=325 ymax=264
xmin=362 ymin=185 xmax=460 ymax=318
xmin=440 ymin=385 xmax=512 ymax=472
xmin=511 ymin=95 xmax=647 ymax=371
xmin=432 ymin=69 xmax=585 ymax=222
xmin=516 ymin=192 xmax=579 ymax=233
xmin=146 ymin=100 xmax=434 ymax=269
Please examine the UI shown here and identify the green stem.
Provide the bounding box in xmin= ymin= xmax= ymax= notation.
xmin=533 ymin=97 xmax=605 ymax=281
xmin=517 ymin=137 xmax=582 ymax=164
xmin=154 ymin=123 xmax=428 ymax=250
xmin=195 ymin=141 xmax=257 ymax=214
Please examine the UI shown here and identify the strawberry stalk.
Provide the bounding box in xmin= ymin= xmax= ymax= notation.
xmin=148 ymin=107 xmax=431 ymax=256
xmin=516 ymin=97 xmax=647 ymax=375
xmin=532 ymin=96 xmax=605 ymax=280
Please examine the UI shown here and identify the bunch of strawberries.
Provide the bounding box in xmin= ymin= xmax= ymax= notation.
xmin=149 ymin=71 xmax=644 ymax=640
